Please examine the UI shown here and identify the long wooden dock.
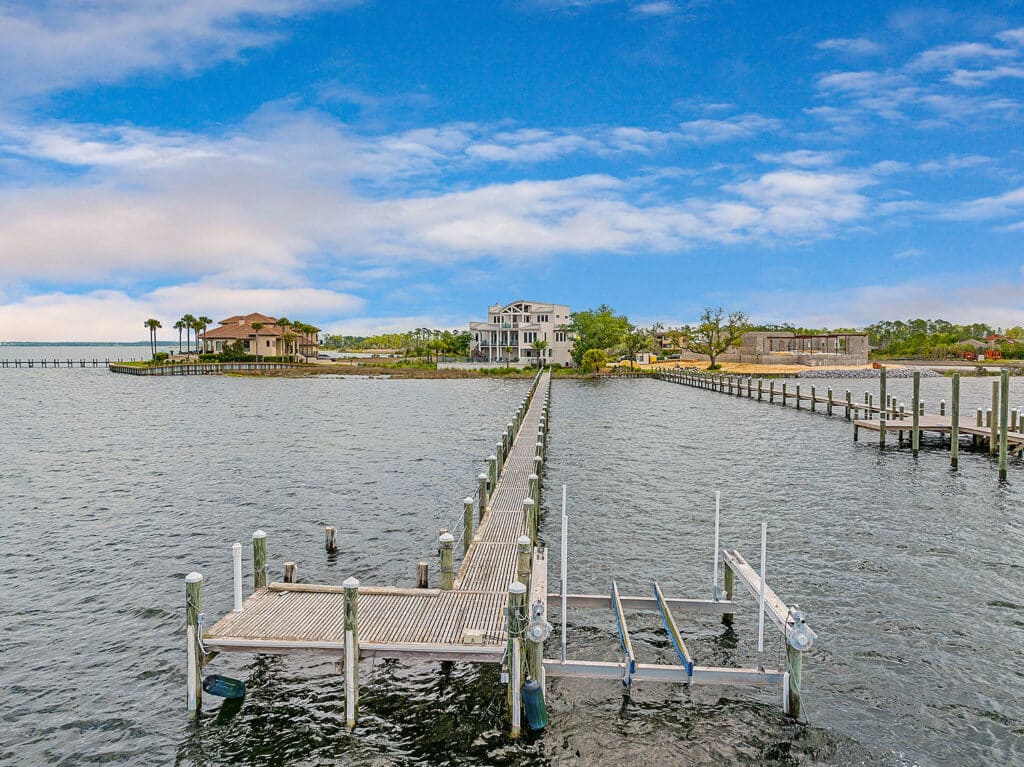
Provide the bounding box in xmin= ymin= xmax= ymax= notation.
xmin=186 ymin=367 xmax=819 ymax=734
xmin=655 ymin=368 xmax=1023 ymax=476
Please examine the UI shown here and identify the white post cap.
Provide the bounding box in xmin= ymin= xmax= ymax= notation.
xmin=517 ymin=535 xmax=532 ymax=546
xmin=509 ymin=581 xmax=527 ymax=594
xmin=439 ymin=532 xmax=455 ymax=544
xmin=232 ymin=541 xmax=242 ymax=551
xmin=528 ymin=473 xmax=539 ymax=481
xmin=488 ymin=455 xmax=497 ymax=461
xmin=464 ymin=497 xmax=475 ymax=505
xmin=523 ymin=498 xmax=534 ymax=507
xmin=186 ymin=572 xmax=203 ymax=583
xmin=252 ymin=529 xmax=267 ymax=539
xmin=478 ymin=473 xmax=488 ymax=480
xmin=343 ymin=577 xmax=359 ymax=589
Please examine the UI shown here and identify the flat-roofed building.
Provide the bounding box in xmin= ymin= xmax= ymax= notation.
xmin=469 ymin=300 xmax=573 ymax=366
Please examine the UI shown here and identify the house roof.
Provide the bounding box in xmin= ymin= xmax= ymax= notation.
xmin=218 ymin=312 xmax=278 ymax=325
xmin=202 ymin=323 xmax=284 ymax=340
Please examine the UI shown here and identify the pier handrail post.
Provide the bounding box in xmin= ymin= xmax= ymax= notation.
xmin=252 ymin=530 xmax=267 ymax=592
xmin=781 ymin=382 xmax=787 ymax=407
xmin=878 ymin=367 xmax=886 ymax=449
xmin=478 ymin=473 xmax=489 ymax=522
xmin=810 ymin=385 xmax=816 ymax=412
xmin=343 ymin=577 xmax=360 ymax=729
xmin=523 ymin=498 xmax=537 ymax=545
xmin=516 ymin=535 xmax=532 ymax=590
xmin=232 ymin=542 xmax=243 ymax=612
xmin=951 ymin=374 xmax=960 ymax=469
xmin=827 ymin=386 xmax=833 ymax=416
xmin=185 ymin=572 xmax=203 ymax=715
xmin=439 ymin=533 xmax=455 ymax=590
xmin=912 ymin=372 xmax=921 ymax=456
xmin=795 ymin=383 xmax=801 ymax=410
xmin=991 ymin=381 xmax=999 ymax=457
xmin=999 ymin=370 xmax=1010 ymax=481
xmin=488 ymin=455 xmax=498 ymax=492
xmin=845 ymin=390 xmax=851 ymax=420
xmin=463 ymin=497 xmax=475 ymax=552
xmin=528 ymin=473 xmax=540 ymax=507
xmin=507 ymin=581 xmax=527 ymax=739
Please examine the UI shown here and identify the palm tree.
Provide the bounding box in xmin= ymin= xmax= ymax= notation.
xmin=144 ymin=318 xmax=162 ymax=357
xmin=173 ymin=319 xmax=185 ymax=353
xmin=251 ymin=322 xmax=264 ymax=361
xmin=195 ymin=316 xmax=212 ymax=354
xmin=181 ymin=314 xmax=197 ymax=354
xmin=504 ymin=345 xmax=515 ymax=368
xmin=530 ymin=339 xmax=548 ymax=368
xmin=277 ymin=317 xmax=293 ymax=360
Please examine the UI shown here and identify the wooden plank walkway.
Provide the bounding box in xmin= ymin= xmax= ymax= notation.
xmin=203 ymin=371 xmax=551 ymax=660
xmin=655 ymin=369 xmax=1024 ymax=458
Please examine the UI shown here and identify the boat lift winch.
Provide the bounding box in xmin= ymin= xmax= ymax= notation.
xmin=539 ymin=489 xmax=817 ymax=720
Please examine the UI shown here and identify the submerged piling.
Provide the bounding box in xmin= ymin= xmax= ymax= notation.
xmin=951 ymin=373 xmax=960 ymax=469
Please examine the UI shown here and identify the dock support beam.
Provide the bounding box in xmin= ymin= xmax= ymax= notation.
xmin=252 ymin=530 xmax=267 ymax=592
xmin=786 ymin=645 xmax=802 ymax=719
xmin=912 ymin=372 xmax=920 ymax=457
xmin=951 ymin=373 xmax=960 ymax=469
xmin=999 ymin=370 xmax=1010 ymax=481
xmin=343 ymin=577 xmax=359 ymax=729
xmin=185 ymin=572 xmax=203 ymax=716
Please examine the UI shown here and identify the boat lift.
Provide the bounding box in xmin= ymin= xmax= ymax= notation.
xmin=536 ymin=489 xmax=817 ymax=720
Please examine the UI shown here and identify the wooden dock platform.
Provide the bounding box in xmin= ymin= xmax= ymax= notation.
xmin=203 ymin=371 xmax=553 ymax=661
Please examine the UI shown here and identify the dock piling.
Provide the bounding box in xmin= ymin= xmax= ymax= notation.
xmin=999 ymin=370 xmax=1010 ymax=480
xmin=786 ymin=641 xmax=802 ymax=719
xmin=252 ymin=530 xmax=267 ymax=592
xmin=439 ymin=533 xmax=455 ymax=590
xmin=343 ymin=577 xmax=359 ymax=729
xmin=516 ymin=535 xmax=532 ymax=589
xmin=185 ymin=572 xmax=203 ymax=715
xmin=283 ymin=561 xmax=297 ymax=583
xmin=523 ymin=498 xmax=536 ymax=544
xmin=845 ymin=390 xmax=851 ymax=419
xmin=912 ymin=372 xmax=921 ymax=456
xmin=478 ymin=473 xmax=489 ymax=521
xmin=507 ymin=581 xmax=528 ymax=739
xmin=463 ymin=497 xmax=475 ymax=552
xmin=325 ymin=526 xmax=338 ymax=553
xmin=951 ymin=374 xmax=960 ymax=469
xmin=232 ymin=542 xmax=242 ymax=612
xmin=991 ymin=382 xmax=999 ymax=456
xmin=416 ymin=561 xmax=429 ymax=588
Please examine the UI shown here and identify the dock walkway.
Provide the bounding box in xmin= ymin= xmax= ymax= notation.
xmin=202 ymin=371 xmax=551 ymax=660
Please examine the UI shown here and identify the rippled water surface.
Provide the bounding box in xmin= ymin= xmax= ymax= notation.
xmin=2 ymin=360 xmax=1022 ymax=766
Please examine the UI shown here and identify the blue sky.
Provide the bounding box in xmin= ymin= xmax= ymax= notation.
xmin=0 ymin=0 xmax=1022 ymax=340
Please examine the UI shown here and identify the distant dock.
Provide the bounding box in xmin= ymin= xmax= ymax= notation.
xmin=655 ymin=367 xmax=1023 ymax=479
xmin=109 ymin=361 xmax=307 ymax=375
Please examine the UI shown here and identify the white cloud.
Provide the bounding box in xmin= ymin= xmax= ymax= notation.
xmin=744 ymin=275 xmax=1024 ymax=328
xmin=908 ymin=42 xmax=1016 ymax=72
xmin=998 ymin=28 xmax=1024 ymax=46
xmin=755 ymin=149 xmax=845 ymax=168
xmin=893 ymin=247 xmax=925 ymax=259
xmin=677 ymin=114 xmax=782 ymax=143
xmin=817 ymin=37 xmax=885 ymax=56
xmin=947 ymin=65 xmax=1024 ymax=88
xmin=941 ymin=186 xmax=1024 ymax=220
xmin=916 ymin=154 xmax=991 ymax=172
xmin=0 ymin=1 xmax=357 ymax=97
xmin=0 ymin=284 xmax=363 ymax=341
xmin=632 ymin=2 xmax=675 ymax=17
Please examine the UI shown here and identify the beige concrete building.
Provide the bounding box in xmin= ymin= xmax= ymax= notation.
xmin=201 ymin=313 xmax=320 ymax=359
xmin=470 ymin=300 xmax=573 ymax=366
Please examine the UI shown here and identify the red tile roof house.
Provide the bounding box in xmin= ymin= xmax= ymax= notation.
xmin=200 ymin=314 xmax=320 ymax=360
